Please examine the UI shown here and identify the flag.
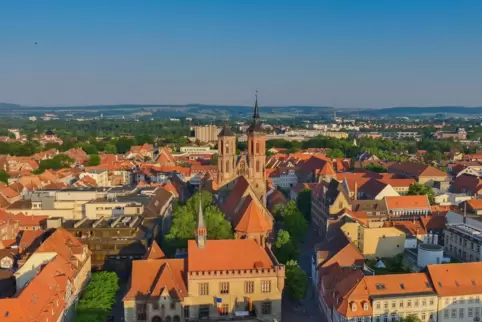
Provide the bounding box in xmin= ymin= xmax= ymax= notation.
xmin=216 ymin=297 xmax=222 ymax=313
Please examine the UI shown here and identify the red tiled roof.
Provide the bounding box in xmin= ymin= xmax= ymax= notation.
xmin=124 ymin=258 xmax=187 ymax=301
xmin=145 ymin=241 xmax=166 ymax=260
xmin=385 ymin=195 xmax=431 ymax=210
xmin=187 ymin=239 xmax=274 ymax=272
xmin=234 ymin=195 xmax=273 ymax=234
xmin=428 ymin=263 xmax=482 ymax=296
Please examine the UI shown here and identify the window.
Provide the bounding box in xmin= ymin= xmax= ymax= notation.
xmin=421 ymin=313 xmax=426 ymax=320
xmin=136 ymin=304 xmax=147 ymax=321
xmin=384 ymin=302 xmax=389 ymax=309
xmin=261 ymin=301 xmax=272 ymax=315
xmin=256 ymin=160 xmax=260 ymax=173
xmin=476 ymin=307 xmax=481 ymax=316
xmin=261 ymin=280 xmax=271 ymax=293
xmin=459 ymin=297 xmax=465 ymax=304
xmin=245 ymin=281 xmax=254 ymax=294
xmin=363 ymin=303 xmax=369 ymax=311
xmin=256 ymin=142 xmax=260 ymax=154
xmin=351 ymin=303 xmax=357 ymax=312
xmin=183 ymin=306 xmax=190 ymax=318
xmin=445 ymin=298 xmax=449 ymax=305
xmin=199 ymin=305 xmax=210 ymax=319
xmin=451 ymin=309 xmax=456 ymax=319
xmin=469 ymin=308 xmax=474 ymax=318
xmin=429 ymin=298 xmax=434 ymax=306
xmin=199 ymin=283 xmax=209 ymax=296
xmin=407 ymin=300 xmax=411 ymax=308
xmin=170 ymin=302 xmax=175 ymax=310
xmin=422 ymin=299 xmax=426 ymax=306
xmin=376 ymin=302 xmax=380 ymax=309
xmin=444 ymin=309 xmax=449 ymax=319
xmin=152 ymin=301 xmax=159 ymax=310
xmin=220 ymin=304 xmax=229 ymax=316
xmin=220 ymin=282 xmax=229 ymax=294
xmin=459 ymin=308 xmax=464 ymax=319
xmin=399 ymin=301 xmax=404 ymax=308
xmin=226 ymin=160 xmax=230 ymax=172
xmin=414 ymin=299 xmax=419 ymax=307
xmin=391 ymin=302 xmax=396 ymax=309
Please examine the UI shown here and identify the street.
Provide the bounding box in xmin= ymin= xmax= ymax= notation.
xmin=282 ymin=224 xmax=325 ymax=322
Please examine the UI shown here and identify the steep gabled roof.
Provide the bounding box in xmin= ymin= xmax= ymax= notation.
xmin=234 ymin=195 xmax=273 ymax=234
xmin=145 ymin=241 xmax=166 ymax=260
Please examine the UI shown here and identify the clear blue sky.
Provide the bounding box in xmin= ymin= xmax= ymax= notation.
xmin=1 ymin=1 xmax=482 ymax=108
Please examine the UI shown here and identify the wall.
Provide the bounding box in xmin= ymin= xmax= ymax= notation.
xmin=372 ymin=295 xmax=438 ymax=322
xmin=14 ymin=252 xmax=57 ymax=292
xmin=359 ymin=226 xmax=405 ymax=258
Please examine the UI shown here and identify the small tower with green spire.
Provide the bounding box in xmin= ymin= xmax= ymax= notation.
xmin=195 ymin=192 xmax=207 ymax=249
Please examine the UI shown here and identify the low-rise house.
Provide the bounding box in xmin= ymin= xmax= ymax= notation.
xmin=388 ymin=162 xmax=450 ymax=185
xmin=268 ymin=167 xmax=298 ymax=189
xmin=452 ymin=174 xmax=482 ymax=196
xmin=385 ymin=195 xmax=432 ymax=217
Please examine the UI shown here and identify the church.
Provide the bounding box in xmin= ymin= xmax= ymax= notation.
xmin=204 ymin=95 xmax=273 ymax=246
xmin=217 ymin=94 xmax=267 ymax=202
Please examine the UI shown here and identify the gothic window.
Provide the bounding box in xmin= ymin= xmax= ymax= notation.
xmin=226 ymin=160 xmax=230 ymax=172
xmin=238 ymin=161 xmax=247 ymax=176
xmin=256 ymin=142 xmax=260 ymax=154
xmin=256 ymin=160 xmax=260 ymax=172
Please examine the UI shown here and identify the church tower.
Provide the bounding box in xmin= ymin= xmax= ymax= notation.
xmin=247 ymin=93 xmax=267 ymax=203
xmin=217 ymin=124 xmax=236 ymax=186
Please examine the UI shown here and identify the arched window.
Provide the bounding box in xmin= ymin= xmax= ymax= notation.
xmin=165 ymin=317 xmax=172 ymax=322
xmin=256 ymin=142 xmax=260 ymax=154
xmin=251 ymin=141 xmax=254 ymax=155
xmin=256 ymin=160 xmax=260 ymax=172
xmin=173 ymin=316 xmax=181 ymax=322
xmin=226 ymin=142 xmax=229 ymax=154
xmin=226 ymin=160 xmax=230 ymax=172
xmin=152 ymin=317 xmax=162 ymax=322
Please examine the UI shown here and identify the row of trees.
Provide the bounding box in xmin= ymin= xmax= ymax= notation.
xmin=272 ymin=200 xmax=309 ymax=300
xmin=74 ymin=271 xmax=119 ymax=322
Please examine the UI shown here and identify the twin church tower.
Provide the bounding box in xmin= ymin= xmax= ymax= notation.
xmin=216 ymin=94 xmax=267 ymax=203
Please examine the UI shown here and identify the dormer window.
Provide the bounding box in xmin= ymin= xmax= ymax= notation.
xmin=351 ymin=302 xmax=357 ymax=312
xmin=363 ymin=302 xmax=369 ymax=311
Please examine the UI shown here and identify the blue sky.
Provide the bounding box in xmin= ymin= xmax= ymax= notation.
xmin=1 ymin=1 xmax=482 ymax=108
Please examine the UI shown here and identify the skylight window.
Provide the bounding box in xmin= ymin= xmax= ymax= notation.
xmin=375 ymin=283 xmax=386 ymax=290
xmin=438 ymin=281 xmax=443 ymax=287
xmin=400 ymin=283 xmax=405 ymax=290
xmin=455 ymin=281 xmax=460 ymax=287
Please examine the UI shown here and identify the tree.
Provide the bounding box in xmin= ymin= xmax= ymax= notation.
xmin=210 ymin=153 xmax=218 ymax=165
xmin=285 ymin=260 xmax=308 ymax=301
xmin=74 ymin=271 xmax=119 ymax=322
xmin=104 ymin=143 xmax=117 ymax=154
xmin=38 ymin=154 xmax=74 ymax=172
xmin=284 ymin=211 xmax=308 ymax=243
xmin=399 ymin=315 xmax=423 ymax=322
xmin=86 ymin=154 xmax=100 ymax=166
xmin=273 ymin=230 xmax=299 ymax=264
xmin=326 ymin=148 xmax=344 ymax=158
xmin=164 ymin=206 xmax=196 ymax=255
xmin=82 ymin=143 xmax=98 ymax=155
xmin=364 ymin=164 xmax=387 ymax=173
xmin=407 ymin=182 xmax=435 ymax=204
xmin=186 ymin=191 xmax=214 ymax=213
xmin=0 ymin=170 xmax=8 ymax=184
xmin=280 ymin=201 xmax=308 ymax=243
xmin=296 ymin=188 xmax=312 ymax=222
xmin=204 ymin=205 xmax=233 ymax=239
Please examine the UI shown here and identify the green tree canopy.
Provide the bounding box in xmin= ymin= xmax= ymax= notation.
xmin=273 ymin=230 xmax=299 ymax=264
xmin=400 ymin=315 xmax=423 ymax=322
xmin=86 ymin=154 xmax=101 ymax=166
xmin=296 ymin=188 xmax=312 ymax=222
xmin=285 ymin=260 xmax=308 ymax=301
xmin=326 ymin=148 xmax=344 ymax=158
xmin=0 ymin=170 xmax=8 ymax=184
xmin=104 ymin=143 xmax=117 ymax=154
xmin=407 ymin=182 xmax=435 ymax=204
xmin=81 ymin=143 xmax=98 ymax=155
xmin=280 ymin=201 xmax=308 ymax=243
xmin=38 ymin=154 xmax=74 ymax=172
xmin=74 ymin=271 xmax=119 ymax=322
xmin=204 ymin=205 xmax=233 ymax=240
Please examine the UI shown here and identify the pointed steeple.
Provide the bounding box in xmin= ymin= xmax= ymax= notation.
xmin=195 ymin=191 xmax=207 ymax=248
xmin=248 ymin=90 xmax=262 ymax=133
xmin=253 ymin=90 xmax=260 ymax=120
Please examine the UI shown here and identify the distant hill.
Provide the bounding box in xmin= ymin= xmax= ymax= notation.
xmin=359 ymin=106 xmax=482 ymax=116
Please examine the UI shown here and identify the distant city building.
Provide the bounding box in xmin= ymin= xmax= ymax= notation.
xmin=191 ymin=125 xmax=221 ymax=143
xmin=434 ymin=127 xmax=467 ymax=140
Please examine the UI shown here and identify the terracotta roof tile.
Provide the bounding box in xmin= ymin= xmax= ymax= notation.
xmin=187 ymin=239 xmax=274 ymax=272
xmin=385 ymin=195 xmax=431 ymax=211
xmin=144 ymin=241 xmax=166 ymax=260
xmin=234 ymin=195 xmax=273 ymax=234
xmin=427 ymin=263 xmax=482 ymax=296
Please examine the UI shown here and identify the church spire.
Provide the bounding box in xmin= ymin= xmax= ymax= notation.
xmin=248 ymin=90 xmax=262 ymax=133
xmin=195 ymin=191 xmax=207 ymax=248
xmin=253 ymin=90 xmax=260 ymax=120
